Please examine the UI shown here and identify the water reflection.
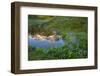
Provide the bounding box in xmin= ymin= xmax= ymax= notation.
xmin=28 ymin=32 xmax=79 ymax=50
xmin=28 ymin=38 xmax=65 ymax=49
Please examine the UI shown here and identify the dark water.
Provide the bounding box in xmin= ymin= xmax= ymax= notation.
xmin=28 ymin=38 xmax=65 ymax=49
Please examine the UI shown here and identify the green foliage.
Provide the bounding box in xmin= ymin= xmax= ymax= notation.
xmin=28 ymin=45 xmax=36 ymax=52
xmin=28 ymin=32 xmax=87 ymax=60
xmin=28 ymin=15 xmax=88 ymax=35
xmin=28 ymin=15 xmax=88 ymax=60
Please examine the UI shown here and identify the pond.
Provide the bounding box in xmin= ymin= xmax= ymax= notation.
xmin=28 ymin=38 xmax=65 ymax=49
xmin=28 ymin=32 xmax=80 ymax=51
